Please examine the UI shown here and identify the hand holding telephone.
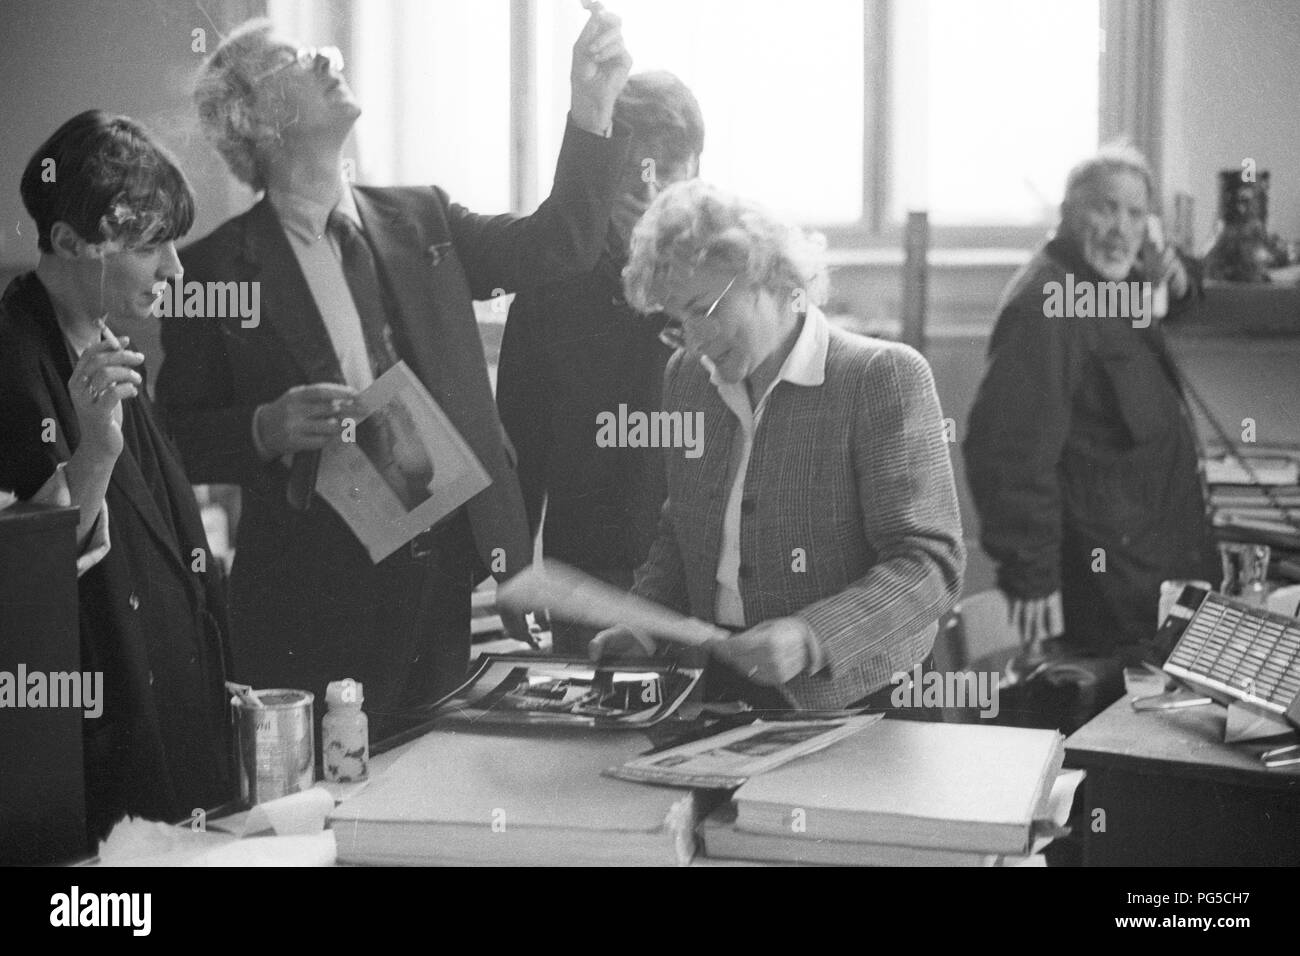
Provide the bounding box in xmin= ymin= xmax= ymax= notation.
xmin=1139 ymin=215 xmax=1190 ymax=317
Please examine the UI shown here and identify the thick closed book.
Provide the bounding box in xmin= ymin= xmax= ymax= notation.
xmin=699 ymin=804 xmax=999 ymax=867
xmin=330 ymin=725 xmax=699 ymax=865
xmin=733 ymin=720 xmax=1064 ymax=855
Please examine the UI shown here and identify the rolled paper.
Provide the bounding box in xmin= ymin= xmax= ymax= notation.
xmin=496 ymin=561 xmax=729 ymax=648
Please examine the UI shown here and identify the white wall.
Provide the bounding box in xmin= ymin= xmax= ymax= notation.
xmin=0 ymin=0 xmax=268 ymax=271
xmin=1162 ymin=0 xmax=1300 ymax=246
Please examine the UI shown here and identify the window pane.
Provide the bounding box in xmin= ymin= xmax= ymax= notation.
xmin=891 ymin=0 xmax=1100 ymax=226
xmin=352 ymin=0 xmax=511 ymax=211
xmin=534 ymin=0 xmax=865 ymax=225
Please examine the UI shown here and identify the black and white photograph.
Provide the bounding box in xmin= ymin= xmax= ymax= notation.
xmin=429 ymin=654 xmax=701 ymax=725
xmin=0 ymin=0 xmax=1295 ymax=934
xmin=315 ymin=359 xmax=491 ymax=560
xmin=355 ymin=396 xmax=435 ymax=512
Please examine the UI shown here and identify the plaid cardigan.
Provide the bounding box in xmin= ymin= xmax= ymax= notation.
xmin=633 ymin=311 xmax=965 ymax=709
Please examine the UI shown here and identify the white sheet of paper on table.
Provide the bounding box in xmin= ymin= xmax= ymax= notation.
xmin=96 ymin=788 xmax=340 ymax=866
xmin=234 ymin=786 xmax=336 ymax=837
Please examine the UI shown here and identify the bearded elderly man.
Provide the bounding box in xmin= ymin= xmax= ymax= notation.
xmin=964 ymin=144 xmax=1218 ymax=678
xmin=497 ymin=71 xmax=704 ymax=657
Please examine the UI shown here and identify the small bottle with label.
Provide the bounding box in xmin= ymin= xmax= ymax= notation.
xmin=322 ymin=679 xmax=369 ymax=783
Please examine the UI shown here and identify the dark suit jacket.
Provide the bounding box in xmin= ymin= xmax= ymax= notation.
xmin=0 ymin=274 xmax=233 ymax=842
xmin=496 ymin=252 xmax=671 ymax=574
xmin=157 ymin=119 xmax=628 ymax=710
xmin=634 ymin=310 xmax=966 ymax=710
xmin=963 ymin=236 xmax=1218 ymax=656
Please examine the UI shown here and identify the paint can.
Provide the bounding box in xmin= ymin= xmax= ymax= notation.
xmin=231 ymin=689 xmax=314 ymax=806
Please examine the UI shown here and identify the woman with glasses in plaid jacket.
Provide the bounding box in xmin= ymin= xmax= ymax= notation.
xmin=591 ymin=180 xmax=965 ymax=710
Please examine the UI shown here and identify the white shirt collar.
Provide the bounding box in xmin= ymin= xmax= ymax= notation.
xmin=268 ymin=176 xmax=360 ymax=243
xmin=711 ymin=302 xmax=829 ymax=406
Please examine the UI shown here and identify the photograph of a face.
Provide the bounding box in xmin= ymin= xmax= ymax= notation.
xmin=315 ymin=361 xmax=491 ymax=563
xmin=356 ymin=398 xmax=435 ymax=512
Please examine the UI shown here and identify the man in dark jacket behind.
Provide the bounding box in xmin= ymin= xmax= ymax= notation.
xmin=964 ymin=144 xmax=1219 ymax=676
xmin=496 ymin=71 xmax=703 ymax=655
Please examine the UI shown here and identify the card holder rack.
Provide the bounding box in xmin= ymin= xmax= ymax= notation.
xmin=1165 ymin=591 xmax=1300 ymax=722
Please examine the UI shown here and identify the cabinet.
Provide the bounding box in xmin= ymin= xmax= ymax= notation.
xmin=0 ymin=503 xmax=86 ymax=864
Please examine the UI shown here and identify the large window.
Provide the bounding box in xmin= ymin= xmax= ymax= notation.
xmin=890 ymin=0 xmax=1100 ymax=227
xmin=533 ymin=0 xmax=866 ymax=226
xmin=282 ymin=0 xmax=1101 ymax=241
xmin=352 ymin=0 xmax=512 ymax=212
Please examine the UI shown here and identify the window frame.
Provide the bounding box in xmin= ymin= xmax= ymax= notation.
xmin=327 ymin=0 xmax=1149 ymax=252
xmin=828 ymin=0 xmax=1103 ymax=250
xmin=504 ymin=0 xmax=1098 ymax=250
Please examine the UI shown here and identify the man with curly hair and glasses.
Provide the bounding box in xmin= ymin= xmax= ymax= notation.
xmin=158 ymin=11 xmax=633 ymax=732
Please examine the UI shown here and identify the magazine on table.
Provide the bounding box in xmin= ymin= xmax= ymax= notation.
xmin=604 ymin=714 xmax=883 ymax=789
xmin=427 ymin=654 xmax=704 ymax=729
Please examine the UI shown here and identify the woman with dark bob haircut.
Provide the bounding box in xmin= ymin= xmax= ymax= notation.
xmin=0 ymin=111 xmax=233 ymax=846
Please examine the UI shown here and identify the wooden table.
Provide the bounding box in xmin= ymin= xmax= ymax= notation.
xmin=1065 ymin=697 xmax=1300 ymax=866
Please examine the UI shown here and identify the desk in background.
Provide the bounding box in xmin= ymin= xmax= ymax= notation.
xmin=1166 ymin=283 xmax=1300 ymax=453
xmin=1065 ymin=698 xmax=1300 ymax=866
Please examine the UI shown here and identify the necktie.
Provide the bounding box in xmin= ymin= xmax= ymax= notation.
xmin=327 ymin=209 xmax=401 ymax=378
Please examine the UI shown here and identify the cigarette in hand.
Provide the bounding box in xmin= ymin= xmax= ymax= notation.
xmin=94 ymin=317 xmax=132 ymax=356
xmin=94 ymin=317 xmax=120 ymax=348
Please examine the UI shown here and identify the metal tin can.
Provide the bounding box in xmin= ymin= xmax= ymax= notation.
xmin=231 ymin=689 xmax=315 ymax=806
